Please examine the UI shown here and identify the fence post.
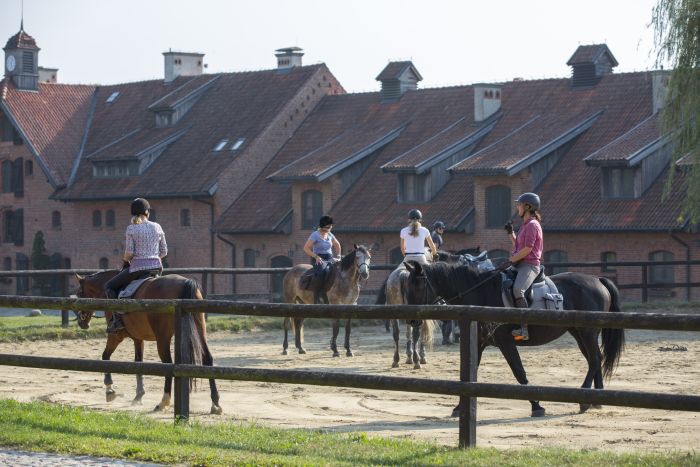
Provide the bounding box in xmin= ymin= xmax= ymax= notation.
xmin=458 ymin=319 xmax=478 ymax=448
xmin=173 ymin=304 xmax=190 ymax=422
xmin=61 ymin=310 xmax=69 ymax=328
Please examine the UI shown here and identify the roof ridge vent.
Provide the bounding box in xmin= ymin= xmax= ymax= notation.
xmin=375 ymin=61 xmax=422 ymax=102
xmin=566 ymin=44 xmax=618 ymax=88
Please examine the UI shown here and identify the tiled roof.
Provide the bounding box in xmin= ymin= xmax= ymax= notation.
xmin=566 ymin=44 xmax=618 ymax=66
xmin=451 ymin=110 xmax=602 ymax=174
xmin=584 ymin=113 xmax=663 ymax=166
xmin=86 ymin=126 xmax=188 ymax=162
xmin=375 ymin=61 xmax=422 ymax=81
xmin=147 ymin=75 xmax=219 ymax=111
xmin=1 ymin=80 xmax=95 ymax=187
xmin=47 ymin=65 xmax=327 ymax=200
xmin=4 ymin=29 xmax=38 ymax=49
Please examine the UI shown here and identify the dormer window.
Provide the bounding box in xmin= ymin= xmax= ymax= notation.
xmin=398 ymin=173 xmax=430 ymax=202
xmin=602 ymin=167 xmax=637 ymax=198
xmin=213 ymin=139 xmax=228 ymax=152
xmin=231 ymin=138 xmax=245 ymax=151
xmin=106 ymin=91 xmax=120 ymax=103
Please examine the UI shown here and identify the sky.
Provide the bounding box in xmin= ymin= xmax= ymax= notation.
xmin=1 ymin=0 xmax=661 ymax=92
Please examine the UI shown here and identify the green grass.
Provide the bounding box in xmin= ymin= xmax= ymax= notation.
xmin=0 ymin=400 xmax=695 ymax=466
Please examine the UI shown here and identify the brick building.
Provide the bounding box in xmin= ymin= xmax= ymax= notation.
xmin=1 ymin=26 xmax=697 ymax=301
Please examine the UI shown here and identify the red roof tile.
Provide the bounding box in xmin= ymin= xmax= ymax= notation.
xmin=4 ymin=29 xmax=38 ymax=49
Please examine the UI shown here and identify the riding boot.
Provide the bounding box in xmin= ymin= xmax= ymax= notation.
xmin=106 ymin=313 xmax=125 ymax=334
xmin=511 ymin=297 xmax=529 ymax=341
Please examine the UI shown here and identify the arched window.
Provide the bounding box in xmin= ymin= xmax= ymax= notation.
xmin=99 ymin=257 xmax=109 ymax=270
xmin=543 ymin=250 xmax=568 ymax=275
xmin=389 ymin=247 xmax=404 ymax=265
xmin=601 ymin=251 xmax=617 ymax=273
xmin=485 ymin=185 xmax=511 ymax=228
xmin=105 ymin=209 xmax=115 ymax=228
xmin=92 ymin=210 xmax=102 ymax=228
xmin=51 ymin=211 xmax=61 ymax=229
xmin=270 ymin=256 xmax=293 ymax=301
xmin=301 ymin=190 xmax=323 ymax=229
xmin=180 ymin=208 xmax=191 ymax=226
xmin=243 ymin=248 xmax=257 ymax=267
xmin=648 ymin=250 xmax=674 ymax=285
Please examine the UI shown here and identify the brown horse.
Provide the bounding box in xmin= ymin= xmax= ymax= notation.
xmin=74 ymin=271 xmax=222 ymax=415
xmin=282 ymin=245 xmax=371 ymax=357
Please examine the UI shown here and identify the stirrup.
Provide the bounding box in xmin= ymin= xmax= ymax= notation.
xmin=512 ymin=326 xmax=529 ymax=341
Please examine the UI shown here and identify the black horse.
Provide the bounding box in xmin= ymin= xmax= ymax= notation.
xmin=404 ymin=261 xmax=625 ymax=417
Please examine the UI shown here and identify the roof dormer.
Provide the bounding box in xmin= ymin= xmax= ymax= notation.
xmin=375 ymin=61 xmax=422 ymax=102
xmin=566 ymin=44 xmax=618 ymax=88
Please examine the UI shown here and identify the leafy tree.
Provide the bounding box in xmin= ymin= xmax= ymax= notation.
xmin=651 ymin=0 xmax=699 ymax=225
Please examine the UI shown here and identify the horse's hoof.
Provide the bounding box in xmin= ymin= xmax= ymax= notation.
xmin=420 ymin=357 xmax=427 ymax=364
xmin=106 ymin=391 xmax=117 ymax=403
xmin=332 ymin=351 xmax=340 ymax=358
xmin=532 ymin=408 xmax=546 ymax=417
xmin=405 ymin=358 xmax=413 ymax=365
xmin=346 ymin=350 xmax=354 ymax=357
xmin=153 ymin=405 xmax=164 ymax=412
xmin=282 ymin=349 xmax=289 ymax=356
xmin=413 ymin=362 xmax=421 ymax=370
xmin=442 ymin=340 xmax=452 ymax=346
xmin=298 ymin=348 xmax=306 ymax=355
xmin=579 ymin=403 xmax=590 ymax=414
xmin=211 ymin=405 xmax=223 ymax=415
xmin=392 ymin=362 xmax=399 ymax=368
xmin=591 ymin=404 xmax=603 ymax=410
xmin=131 ymin=398 xmax=143 ymax=406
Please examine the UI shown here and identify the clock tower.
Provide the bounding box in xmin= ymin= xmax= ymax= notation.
xmin=3 ymin=23 xmax=40 ymax=91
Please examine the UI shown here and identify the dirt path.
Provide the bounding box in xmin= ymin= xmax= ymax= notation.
xmin=0 ymin=324 xmax=697 ymax=452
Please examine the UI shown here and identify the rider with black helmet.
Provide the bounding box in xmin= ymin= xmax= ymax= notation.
xmin=430 ymin=220 xmax=446 ymax=250
xmin=505 ymin=192 xmax=543 ymax=341
xmin=303 ymin=215 xmax=341 ymax=304
xmin=104 ymin=198 xmax=168 ymax=333
xmin=400 ymin=209 xmax=437 ymax=264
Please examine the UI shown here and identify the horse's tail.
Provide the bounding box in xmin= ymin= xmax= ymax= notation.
xmin=179 ymin=278 xmax=204 ymax=368
xmin=599 ymin=276 xmax=625 ymax=380
xmin=376 ymin=277 xmax=388 ymax=304
xmin=420 ymin=320 xmax=436 ymax=350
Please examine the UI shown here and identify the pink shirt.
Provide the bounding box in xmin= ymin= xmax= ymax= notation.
xmin=513 ymin=218 xmax=543 ymax=266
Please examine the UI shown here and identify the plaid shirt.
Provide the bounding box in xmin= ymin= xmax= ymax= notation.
xmin=125 ymin=221 xmax=167 ymax=272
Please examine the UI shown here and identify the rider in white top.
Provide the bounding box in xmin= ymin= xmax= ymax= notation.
xmin=400 ymin=209 xmax=437 ymax=265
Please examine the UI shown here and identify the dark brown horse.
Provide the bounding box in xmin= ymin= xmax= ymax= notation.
xmin=404 ymin=261 xmax=625 ymax=417
xmin=75 ymin=271 xmax=222 ymax=415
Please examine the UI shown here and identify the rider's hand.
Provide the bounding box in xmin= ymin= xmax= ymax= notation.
xmin=497 ymin=260 xmax=513 ymax=271
xmin=504 ymin=222 xmax=514 ymax=235
xmin=121 ymin=260 xmax=131 ymax=271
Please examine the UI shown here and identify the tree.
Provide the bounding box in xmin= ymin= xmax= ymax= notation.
xmin=651 ymin=0 xmax=699 ymax=225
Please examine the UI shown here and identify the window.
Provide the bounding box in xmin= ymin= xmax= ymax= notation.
xmin=3 ymin=209 xmax=23 ymax=246
xmin=92 ymin=210 xmax=102 ymax=228
xmin=105 ymin=209 xmax=115 ymax=228
xmin=485 ymin=185 xmax=511 ymax=228
xmin=51 ymin=211 xmax=61 ymax=229
xmin=603 ymin=167 xmax=636 ymax=198
xmin=24 ymin=160 xmax=32 ymax=176
xmin=106 ymin=91 xmax=120 ymax=103
xmin=99 ymin=257 xmax=109 ymax=270
xmin=601 ymin=251 xmax=617 ymax=273
xmin=1 ymin=160 xmax=11 ymax=193
xmin=22 ymin=51 xmax=34 ymax=73
xmin=648 ymin=250 xmax=674 ymax=285
xmin=213 ymin=139 xmax=228 ymax=152
xmin=301 ymin=190 xmax=323 ymax=229
xmin=180 ymin=208 xmax=190 ymax=226
xmin=243 ymin=248 xmax=257 ymax=267
xmin=389 ymin=247 xmax=404 ymax=265
xmin=543 ymin=250 xmax=568 ymax=275
xmin=231 ymin=138 xmax=245 ymax=151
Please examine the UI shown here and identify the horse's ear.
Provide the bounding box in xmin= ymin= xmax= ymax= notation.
xmin=75 ymin=273 xmax=84 ymax=283
xmin=354 ymin=243 xmax=359 ymax=250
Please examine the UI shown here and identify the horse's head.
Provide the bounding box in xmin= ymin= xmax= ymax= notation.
xmin=74 ymin=270 xmax=117 ymax=329
xmin=403 ymin=260 xmax=437 ymax=305
xmin=342 ymin=244 xmax=371 ymax=280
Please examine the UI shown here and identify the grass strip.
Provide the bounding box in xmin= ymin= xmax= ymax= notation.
xmin=0 ymin=400 xmax=695 ymax=466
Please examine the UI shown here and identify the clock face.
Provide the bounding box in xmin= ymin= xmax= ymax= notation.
xmin=5 ymin=55 xmax=15 ymax=72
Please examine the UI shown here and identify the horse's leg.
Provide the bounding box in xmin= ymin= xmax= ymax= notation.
xmin=154 ymin=338 xmax=173 ymax=412
xmin=384 ymin=320 xmax=391 ymax=333
xmin=331 ymin=319 xmax=340 ymax=357
xmin=102 ymin=333 xmax=125 ymax=402
xmin=411 ymin=322 xmax=421 ymax=369
xmin=344 ymin=319 xmax=353 ymax=357
xmin=200 ymin=338 xmax=222 ymax=415
xmin=391 ymin=319 xmax=400 ymax=368
xmin=404 ymin=322 xmax=413 ymax=364
xmin=453 ymin=320 xmax=460 ymax=343
xmin=498 ymin=338 xmax=545 ymax=417
xmin=571 ymin=329 xmax=604 ymax=413
xmin=441 ymin=320 xmax=452 ymax=345
xmin=282 ymin=317 xmax=290 ymax=355
xmin=295 ymin=318 xmax=306 ymax=354
xmin=132 ymin=339 xmax=145 ymax=405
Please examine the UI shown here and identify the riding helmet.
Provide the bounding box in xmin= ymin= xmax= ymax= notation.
xmin=516 ymin=192 xmax=540 ymax=210
xmin=319 ymin=215 xmax=334 ymax=228
xmin=130 ymin=198 xmax=150 ymax=216
xmin=433 ymin=221 xmax=446 ymax=229
xmin=408 ymin=209 xmax=422 ymax=220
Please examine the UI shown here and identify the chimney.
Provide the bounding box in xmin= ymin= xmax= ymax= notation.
xmin=651 ymin=70 xmax=671 ymax=114
xmin=275 ymin=47 xmax=304 ymax=69
xmin=38 ymin=66 xmax=57 ymax=83
xmin=473 ymin=84 xmax=502 ymax=122
xmin=566 ymin=44 xmax=618 ymax=88
xmin=375 ymin=61 xmax=422 ymax=102
xmin=162 ymin=50 xmax=204 ymax=83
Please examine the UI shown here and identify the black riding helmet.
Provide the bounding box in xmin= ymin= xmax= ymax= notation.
xmin=433 ymin=220 xmax=446 ymax=229
xmin=130 ymin=198 xmax=150 ymax=216
xmin=516 ymin=192 xmax=540 ymax=210
xmin=408 ymin=209 xmax=422 ymax=220
xmin=319 ymin=215 xmax=334 ymax=228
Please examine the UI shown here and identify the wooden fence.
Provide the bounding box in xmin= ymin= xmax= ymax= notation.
xmin=0 ymin=294 xmax=699 ymax=448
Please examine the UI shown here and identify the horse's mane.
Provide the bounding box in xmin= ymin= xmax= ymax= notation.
xmin=339 ymin=245 xmax=369 ymax=271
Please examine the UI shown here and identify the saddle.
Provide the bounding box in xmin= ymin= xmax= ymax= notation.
xmin=299 ymin=260 xmax=337 ymax=293
xmin=501 ymin=266 xmax=563 ymax=310
xmin=117 ymin=271 xmax=161 ymax=299
xmin=459 ymin=250 xmax=495 ymax=273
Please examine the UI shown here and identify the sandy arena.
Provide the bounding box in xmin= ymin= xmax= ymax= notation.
xmin=0 ymin=322 xmax=697 ymax=452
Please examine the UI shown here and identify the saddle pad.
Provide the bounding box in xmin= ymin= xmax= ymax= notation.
xmin=501 ymin=276 xmax=563 ymax=310
xmin=118 ymin=277 xmax=155 ymax=299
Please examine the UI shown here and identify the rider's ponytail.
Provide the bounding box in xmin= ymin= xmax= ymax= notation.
xmin=409 ymin=219 xmax=421 ymax=237
xmin=132 ymin=214 xmax=148 ymax=225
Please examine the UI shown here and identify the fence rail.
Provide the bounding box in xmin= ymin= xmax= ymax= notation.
xmin=0 ymin=294 xmax=698 ymax=448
